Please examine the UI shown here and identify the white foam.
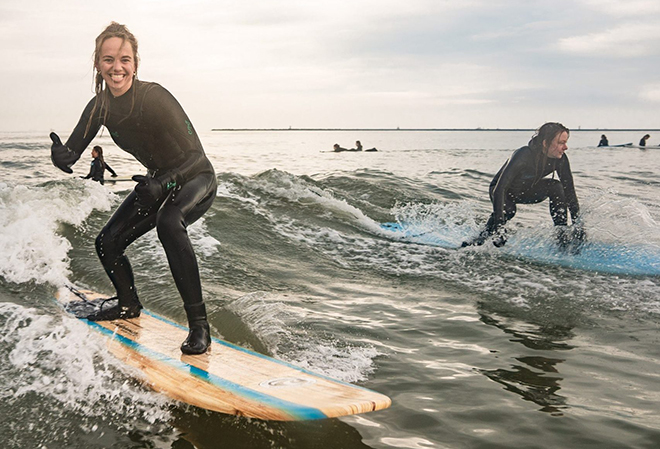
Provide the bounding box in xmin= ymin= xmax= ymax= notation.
xmin=188 ymin=218 xmax=222 ymax=258
xmin=580 ymin=189 xmax=660 ymax=245
xmin=0 ymin=181 xmax=116 ymax=286
xmin=0 ymin=302 xmax=171 ymax=423
xmin=244 ymin=169 xmax=387 ymax=233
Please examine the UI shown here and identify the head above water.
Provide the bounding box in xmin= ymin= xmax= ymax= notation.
xmin=92 ymin=145 xmax=105 ymax=164
xmin=92 ymin=22 xmax=140 ymax=96
xmin=529 ymin=122 xmax=570 ymax=159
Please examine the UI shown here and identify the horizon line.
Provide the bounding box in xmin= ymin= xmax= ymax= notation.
xmin=211 ymin=127 xmax=660 ymax=132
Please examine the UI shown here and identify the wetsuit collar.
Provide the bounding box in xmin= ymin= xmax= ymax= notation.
xmin=109 ymin=78 xmax=137 ymax=99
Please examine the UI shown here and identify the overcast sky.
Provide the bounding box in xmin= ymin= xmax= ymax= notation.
xmin=2 ymin=0 xmax=659 ymax=132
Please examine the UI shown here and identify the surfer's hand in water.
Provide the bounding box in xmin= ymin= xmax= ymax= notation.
xmin=557 ymin=224 xmax=586 ymax=254
xmin=50 ymin=132 xmax=78 ymax=174
xmin=571 ymin=221 xmax=587 ymax=244
xmin=492 ymin=228 xmax=508 ymax=247
xmin=132 ymin=175 xmax=165 ymax=206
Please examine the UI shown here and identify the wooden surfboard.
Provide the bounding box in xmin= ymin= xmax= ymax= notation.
xmin=55 ymin=286 xmax=391 ymax=421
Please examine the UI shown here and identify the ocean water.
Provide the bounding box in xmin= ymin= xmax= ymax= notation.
xmin=1 ymin=129 xmax=659 ymax=448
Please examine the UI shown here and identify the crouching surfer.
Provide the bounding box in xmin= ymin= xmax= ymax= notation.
xmin=462 ymin=122 xmax=585 ymax=250
xmin=50 ymin=22 xmax=216 ymax=354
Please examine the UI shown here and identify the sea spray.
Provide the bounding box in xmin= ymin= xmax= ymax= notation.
xmin=0 ymin=180 xmax=116 ymax=285
xmin=0 ymin=303 xmax=171 ymax=430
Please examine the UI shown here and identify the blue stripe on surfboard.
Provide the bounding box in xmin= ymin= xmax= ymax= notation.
xmin=84 ymin=319 xmax=327 ymax=420
xmin=143 ymin=310 xmax=378 ymax=393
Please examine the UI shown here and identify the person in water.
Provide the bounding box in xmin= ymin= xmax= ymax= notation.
xmin=639 ymin=134 xmax=650 ymax=147
xmin=354 ymin=140 xmax=378 ymax=152
xmin=82 ymin=145 xmax=117 ymax=184
xmin=597 ymin=135 xmax=608 ymax=147
xmin=50 ymin=22 xmax=217 ymax=355
xmin=333 ymin=143 xmax=349 ymax=152
xmin=462 ymin=122 xmax=582 ymax=248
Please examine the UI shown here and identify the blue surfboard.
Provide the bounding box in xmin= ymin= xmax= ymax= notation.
xmin=380 ymin=222 xmax=660 ymax=276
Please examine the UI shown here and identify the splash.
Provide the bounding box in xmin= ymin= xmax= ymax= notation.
xmin=0 ymin=180 xmax=116 ymax=285
xmin=0 ymin=302 xmax=171 ymax=423
xmin=580 ymin=189 xmax=660 ymax=245
xmin=389 ymin=200 xmax=481 ymax=246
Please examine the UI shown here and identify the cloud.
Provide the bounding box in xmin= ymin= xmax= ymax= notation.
xmin=557 ymin=23 xmax=660 ymax=57
xmin=640 ymin=84 xmax=660 ymax=102
xmin=580 ymin=0 xmax=660 ymax=16
xmin=2 ymin=0 xmax=660 ymax=131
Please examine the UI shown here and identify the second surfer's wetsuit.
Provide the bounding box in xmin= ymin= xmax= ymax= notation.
xmin=465 ymin=145 xmax=579 ymax=246
xmin=83 ymin=157 xmax=116 ymax=184
xmin=62 ymin=80 xmax=217 ymax=326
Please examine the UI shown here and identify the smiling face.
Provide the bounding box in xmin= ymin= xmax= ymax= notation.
xmin=544 ymin=131 xmax=569 ymax=159
xmin=97 ymin=37 xmax=136 ymax=97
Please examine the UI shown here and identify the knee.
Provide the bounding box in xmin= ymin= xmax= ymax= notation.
xmin=156 ymin=208 xmax=186 ymax=242
xmin=96 ymin=229 xmax=118 ymax=261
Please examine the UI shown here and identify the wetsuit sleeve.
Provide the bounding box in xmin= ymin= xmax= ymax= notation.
xmin=558 ymin=155 xmax=580 ymax=221
xmin=490 ymin=150 xmax=528 ymax=224
xmin=83 ymin=162 xmax=94 ymax=179
xmin=64 ymin=97 xmax=103 ymax=166
xmin=104 ymin=163 xmax=117 ymax=177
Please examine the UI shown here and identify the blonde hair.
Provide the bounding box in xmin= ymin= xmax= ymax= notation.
xmin=85 ymin=22 xmax=140 ymax=137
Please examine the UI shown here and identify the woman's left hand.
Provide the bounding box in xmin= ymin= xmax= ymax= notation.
xmin=132 ymin=175 xmax=164 ymax=206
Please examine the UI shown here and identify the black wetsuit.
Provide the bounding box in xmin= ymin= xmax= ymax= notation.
xmin=64 ymin=79 xmax=217 ymax=310
xmin=598 ymin=137 xmax=608 ymax=147
xmin=83 ymin=158 xmax=116 ymax=184
xmin=481 ymin=145 xmax=579 ymax=238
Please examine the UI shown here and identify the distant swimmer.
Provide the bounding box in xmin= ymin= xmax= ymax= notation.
xmin=354 ymin=140 xmax=378 ymax=152
xmin=462 ymin=122 xmax=583 ymax=249
xmin=639 ymin=134 xmax=650 ymax=147
xmin=49 ymin=22 xmax=216 ymax=355
xmin=597 ymin=135 xmax=609 ymax=147
xmin=333 ymin=142 xmax=377 ymax=152
xmin=81 ymin=145 xmax=117 ymax=184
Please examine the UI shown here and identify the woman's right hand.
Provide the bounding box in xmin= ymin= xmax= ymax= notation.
xmin=50 ymin=132 xmax=78 ymax=174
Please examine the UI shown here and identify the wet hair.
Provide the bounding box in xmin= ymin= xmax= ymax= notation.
xmin=85 ymin=22 xmax=140 ymax=137
xmin=528 ymin=122 xmax=570 ymax=183
xmin=92 ymin=145 xmax=105 ymax=165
